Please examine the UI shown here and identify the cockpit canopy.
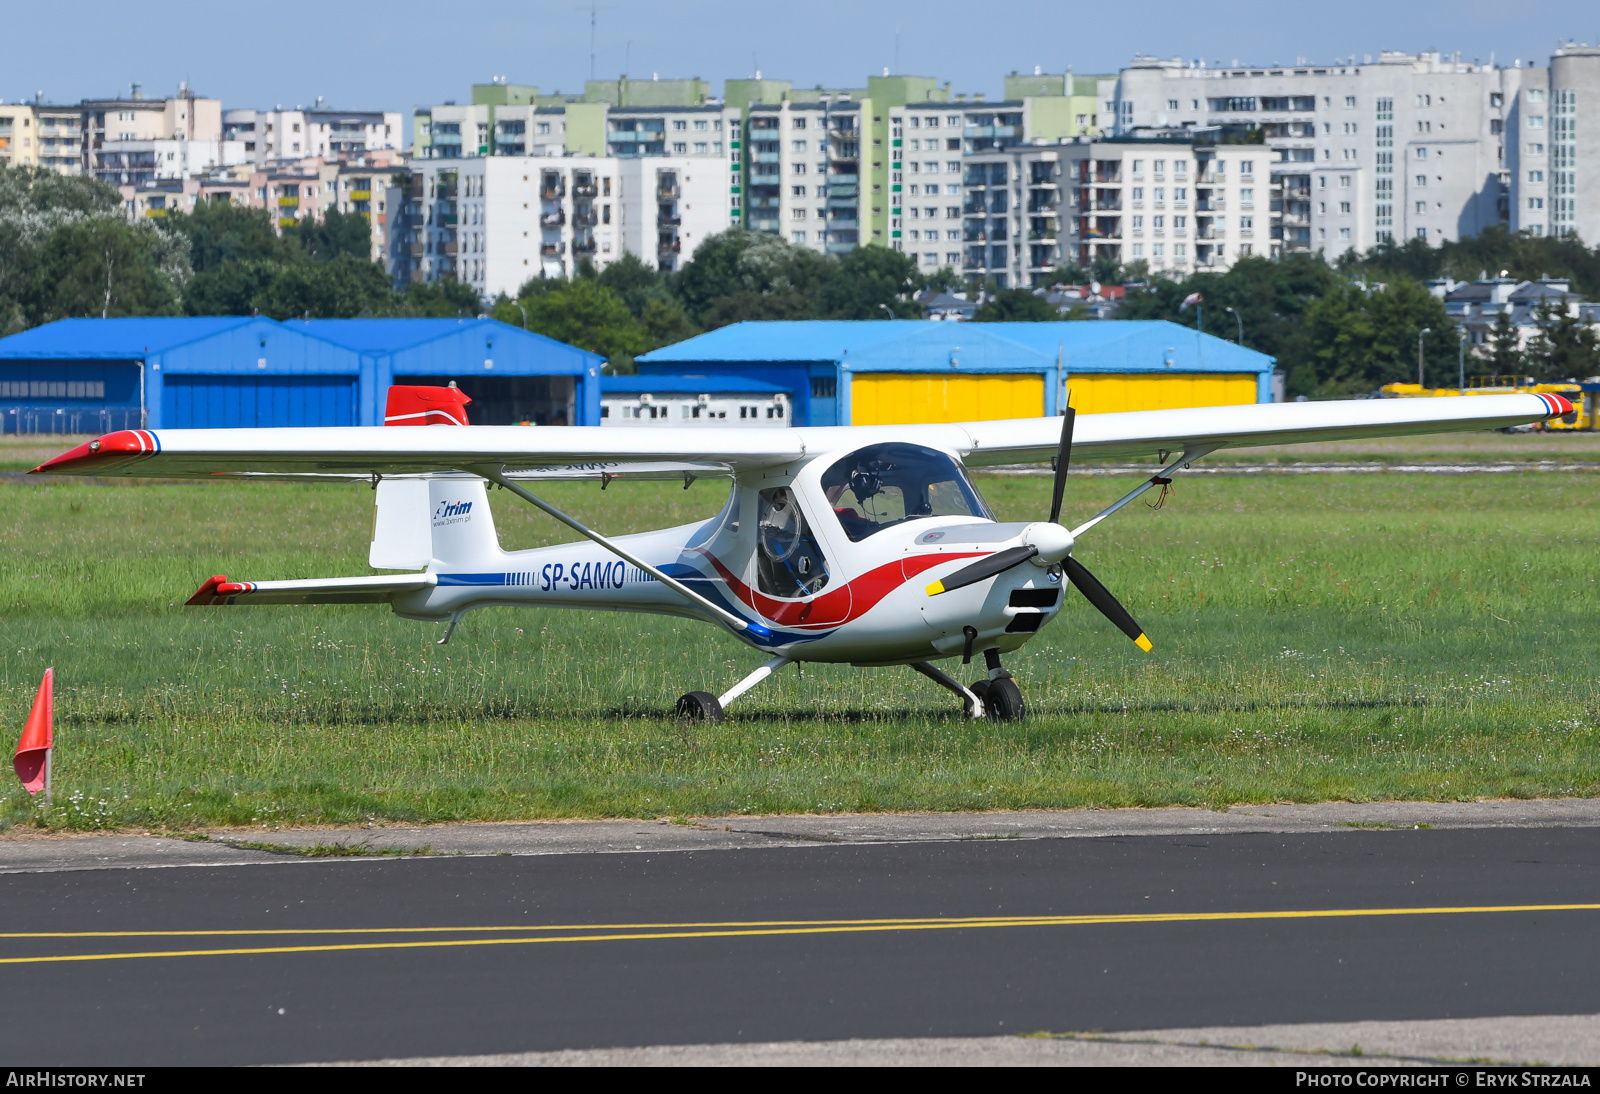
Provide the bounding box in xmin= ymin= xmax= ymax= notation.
xmin=820 ymin=443 xmax=993 ymax=542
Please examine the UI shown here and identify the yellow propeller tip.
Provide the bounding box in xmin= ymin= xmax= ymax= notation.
xmin=1134 ymin=633 xmax=1153 ymax=652
xmin=925 ymin=581 xmax=945 ymax=596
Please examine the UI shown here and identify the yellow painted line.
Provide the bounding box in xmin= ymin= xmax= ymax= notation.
xmin=1 ymin=904 xmax=1597 ymax=966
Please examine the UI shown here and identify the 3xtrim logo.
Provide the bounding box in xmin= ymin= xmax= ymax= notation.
xmin=432 ymin=500 xmax=473 ymax=527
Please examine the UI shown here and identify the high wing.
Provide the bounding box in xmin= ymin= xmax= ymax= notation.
xmin=32 ymin=393 xmax=1571 ymax=479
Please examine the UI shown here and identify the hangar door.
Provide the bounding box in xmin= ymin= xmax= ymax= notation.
xmin=1067 ymin=373 xmax=1258 ymax=415
xmin=850 ymin=373 xmax=1044 ymax=426
xmin=163 ymin=375 xmax=357 ymax=428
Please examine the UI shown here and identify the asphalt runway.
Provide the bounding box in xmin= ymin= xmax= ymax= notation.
xmin=5 ymin=826 xmax=1600 ymax=1065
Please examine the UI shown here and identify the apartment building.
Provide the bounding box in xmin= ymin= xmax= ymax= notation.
xmin=0 ymin=101 xmax=85 ymax=172
xmin=394 ymin=154 xmax=729 ymax=293
xmin=80 ymin=83 xmax=222 ymax=176
xmin=741 ymin=99 xmax=865 ymax=254
xmin=1110 ymin=52 xmax=1540 ymax=257
xmin=222 ymin=106 xmax=402 ymax=167
xmin=958 ymin=133 xmax=1261 ymax=286
xmin=94 ymin=139 xmax=247 ymax=186
xmin=1548 ymin=45 xmax=1600 ymax=243
xmin=886 ymin=100 xmax=967 ymax=270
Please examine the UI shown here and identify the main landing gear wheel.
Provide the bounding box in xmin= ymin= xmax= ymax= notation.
xmin=675 ymin=690 xmax=724 ymax=722
xmin=972 ymin=678 xmax=1026 ymax=722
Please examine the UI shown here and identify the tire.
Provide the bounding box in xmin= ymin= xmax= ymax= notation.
xmin=967 ymin=679 xmax=991 ymax=719
xmin=674 ymin=690 xmax=724 ymax=722
xmin=983 ymin=678 xmax=1026 ymax=723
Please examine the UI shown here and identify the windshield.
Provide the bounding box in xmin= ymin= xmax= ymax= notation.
xmin=819 ymin=443 xmax=993 ymax=542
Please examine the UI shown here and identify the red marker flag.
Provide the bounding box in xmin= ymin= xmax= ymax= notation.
xmin=14 ymin=668 xmax=53 ymax=796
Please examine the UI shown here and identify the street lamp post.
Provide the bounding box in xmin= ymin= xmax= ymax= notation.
xmin=1417 ymin=327 xmax=1431 ymax=388
xmin=513 ymin=300 xmax=528 ymax=330
xmin=1458 ymin=330 xmax=1468 ymax=392
xmin=1223 ymin=306 xmax=1244 ymax=346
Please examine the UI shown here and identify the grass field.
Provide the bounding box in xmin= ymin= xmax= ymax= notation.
xmin=2 ymin=433 xmax=1598 ymax=830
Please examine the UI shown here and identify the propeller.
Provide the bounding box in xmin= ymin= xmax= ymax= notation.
xmin=925 ymin=407 xmax=1154 ymax=652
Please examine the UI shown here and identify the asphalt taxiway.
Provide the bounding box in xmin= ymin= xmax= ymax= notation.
xmin=3 ymin=802 xmax=1598 ymax=1066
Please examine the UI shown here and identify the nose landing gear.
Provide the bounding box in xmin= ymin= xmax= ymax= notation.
xmin=912 ymin=646 xmax=1026 ymax=723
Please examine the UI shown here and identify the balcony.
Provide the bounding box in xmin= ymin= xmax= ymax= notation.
xmin=540 ymin=211 xmax=565 ymax=228
xmin=964 ymin=125 xmax=1018 ymax=139
xmin=657 ymin=183 xmax=681 ymax=198
xmin=349 ymin=189 xmax=372 ymax=201
xmin=572 ymin=182 xmax=598 ymax=198
xmin=1093 ymin=199 xmax=1122 ymax=211
xmin=573 ymin=210 xmax=598 ymax=227
xmin=657 ymin=239 xmax=681 ymax=254
xmin=408 ymin=243 xmax=424 ymax=256
xmin=1197 ymin=199 xmax=1225 ymax=211
xmin=441 ymin=241 xmax=458 ymax=254
xmin=827 ymin=219 xmax=859 ymax=231
xmin=658 ymin=213 xmax=682 ymax=226
xmin=540 ymin=243 xmax=561 ymax=256
xmin=572 ymin=238 xmax=598 ymax=255
xmin=541 ymin=183 xmax=565 ymax=200
xmin=277 ymin=196 xmax=298 ymax=207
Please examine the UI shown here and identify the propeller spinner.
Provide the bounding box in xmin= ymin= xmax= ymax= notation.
xmin=925 ymin=408 xmax=1154 ymax=652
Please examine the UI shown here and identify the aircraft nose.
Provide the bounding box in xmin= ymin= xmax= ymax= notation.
xmin=1024 ymin=522 xmax=1075 ymax=564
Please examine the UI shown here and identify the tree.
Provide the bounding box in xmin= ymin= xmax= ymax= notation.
xmin=27 ymin=217 xmax=183 ymax=322
xmin=399 ymin=278 xmax=483 ymax=318
xmin=920 ymin=266 xmax=965 ymax=293
xmin=973 ymin=288 xmax=1060 ymax=322
xmin=819 ymin=246 xmax=922 ymax=318
xmin=1483 ymin=308 xmax=1524 ymax=378
xmin=1300 ymin=278 xmax=1453 ymax=395
xmin=164 ymin=201 xmax=293 ymax=272
xmin=1525 ymin=300 xmax=1600 ymax=383
xmin=521 ymin=278 xmax=647 ymax=370
xmin=286 ymin=208 xmax=374 ymax=263
xmin=251 ymin=254 xmax=393 ymax=319
xmin=673 ymin=229 xmax=829 ymax=328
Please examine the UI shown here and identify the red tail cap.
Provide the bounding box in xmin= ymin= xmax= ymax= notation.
xmin=384 ymin=385 xmax=471 ymax=426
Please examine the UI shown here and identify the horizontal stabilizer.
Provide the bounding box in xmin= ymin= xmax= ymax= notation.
xmin=187 ymin=573 xmax=437 ymax=606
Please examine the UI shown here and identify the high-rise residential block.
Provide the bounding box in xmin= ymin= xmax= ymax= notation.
xmin=222 ymin=106 xmax=402 ymax=167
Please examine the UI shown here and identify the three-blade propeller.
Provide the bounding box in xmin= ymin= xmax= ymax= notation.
xmin=926 ymin=408 xmax=1153 ymax=652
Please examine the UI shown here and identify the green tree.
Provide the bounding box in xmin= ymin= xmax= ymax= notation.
xmin=920 ymin=266 xmax=965 ymax=293
xmin=1525 ymin=300 xmax=1600 ymax=383
xmin=164 ymin=201 xmax=293 ymax=272
xmin=596 ymin=251 xmax=666 ymax=316
xmin=395 ymin=278 xmax=482 ymax=318
xmin=674 ymin=229 xmax=829 ymax=328
xmin=819 ymin=246 xmax=922 ymax=318
xmin=521 ymin=278 xmax=647 ymax=370
xmin=1483 ymin=308 xmax=1525 ymax=378
xmin=251 ymin=254 xmax=393 ymax=319
xmin=29 ymin=217 xmax=184 ymax=321
xmin=973 ymin=288 xmax=1060 ymax=322
xmin=286 ymin=208 xmax=375 ymax=263
xmin=1301 ymin=279 xmax=1453 ymax=395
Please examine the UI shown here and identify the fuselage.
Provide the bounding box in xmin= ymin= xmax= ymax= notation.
xmin=392 ymin=443 xmax=1068 ymax=666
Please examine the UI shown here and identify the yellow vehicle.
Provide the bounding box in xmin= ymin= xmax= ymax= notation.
xmin=1380 ymin=380 xmax=1593 ymax=430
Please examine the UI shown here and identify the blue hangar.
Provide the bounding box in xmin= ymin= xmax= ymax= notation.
xmin=0 ymin=317 xmax=605 ymax=432
xmin=634 ymin=319 xmax=1276 ymax=426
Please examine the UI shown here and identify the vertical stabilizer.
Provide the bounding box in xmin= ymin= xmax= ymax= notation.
xmin=426 ymin=479 xmax=501 ymax=568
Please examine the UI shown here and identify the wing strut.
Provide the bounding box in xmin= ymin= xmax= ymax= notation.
xmin=468 ymin=465 xmax=773 ymax=644
xmin=1070 ymin=445 xmax=1218 ymax=539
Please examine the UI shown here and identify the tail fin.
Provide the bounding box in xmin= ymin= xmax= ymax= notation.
xmin=370 ymin=478 xmax=502 ymax=570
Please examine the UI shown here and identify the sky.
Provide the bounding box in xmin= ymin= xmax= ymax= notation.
xmin=6 ymin=0 xmax=1599 ymax=119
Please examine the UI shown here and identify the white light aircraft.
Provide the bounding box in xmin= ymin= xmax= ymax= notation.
xmin=35 ymin=385 xmax=1575 ymax=722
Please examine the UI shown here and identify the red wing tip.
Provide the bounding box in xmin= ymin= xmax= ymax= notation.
xmin=32 ymin=430 xmax=158 ymax=473
xmin=186 ymin=575 xmax=232 ymax=607
xmin=1544 ymin=394 xmax=1575 ymax=416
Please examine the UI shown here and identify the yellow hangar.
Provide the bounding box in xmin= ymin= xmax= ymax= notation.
xmin=634 ymin=320 xmax=1276 ymax=426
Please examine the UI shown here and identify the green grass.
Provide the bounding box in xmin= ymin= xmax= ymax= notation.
xmin=2 ymin=462 xmax=1598 ymax=830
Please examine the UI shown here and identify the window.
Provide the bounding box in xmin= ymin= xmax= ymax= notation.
xmin=792 ymin=162 xmax=806 ymax=175
xmin=1318 ymin=202 xmax=1326 ymax=215
xmin=1153 ymin=243 xmax=1165 ymax=257
xmin=1339 ymin=227 xmax=1351 ymax=241
xmin=1153 ymin=215 xmax=1164 ymax=229
xmin=1528 ymin=89 xmax=1545 ymax=103
xmin=672 ymin=120 xmax=687 ymax=131
xmin=1528 ymin=116 xmax=1545 ymax=129
xmin=1529 ymin=170 xmax=1544 ymax=182
xmin=1339 ymin=201 xmax=1351 ymax=214
xmin=1240 ymin=215 xmax=1252 ymax=230
xmin=792 ymin=140 xmax=807 ymax=152
xmin=792 ymin=185 xmax=807 ymax=196
xmin=1415 ymin=174 xmax=1427 ymax=187
xmin=1174 ymin=216 xmax=1187 ymax=230
xmin=791 ymin=230 xmax=807 ymax=243
xmin=1528 ymin=143 xmax=1545 ymax=155
xmin=1153 ymin=159 xmax=1165 ymax=176
xmin=1174 ymin=243 xmax=1186 ymax=257
xmin=1174 ymin=187 xmax=1187 ymax=202
xmin=1416 ymin=201 xmax=1427 ymax=213
xmin=792 ymin=208 xmax=807 ymax=219
xmin=755 ymin=487 xmax=830 ymax=597
xmin=792 ymin=117 xmax=807 ymax=129
xmin=1529 ymin=197 xmax=1544 ymax=209
xmin=1132 ymin=215 xmax=1144 ymax=230
xmin=820 ymin=444 xmax=992 ymax=543
xmin=673 ymin=142 xmax=687 ymax=153
xmin=694 ymin=120 xmax=708 ymax=131
xmin=1345 ymin=95 xmax=1356 ymax=108
xmin=1132 ymin=243 xmax=1144 ymax=257
xmin=1131 ymin=159 xmax=1144 ymax=177
xmin=1240 ymin=187 xmax=1253 ymax=204
xmin=1131 ymin=186 xmax=1144 ymax=202
xmin=1240 ymin=159 xmax=1254 ymax=176
xmin=1339 ymin=175 xmax=1350 ymax=188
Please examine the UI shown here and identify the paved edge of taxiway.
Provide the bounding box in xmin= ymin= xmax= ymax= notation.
xmin=3 ymin=798 xmax=1600 ymax=874
xmin=307 ymin=1013 xmax=1600 ymax=1067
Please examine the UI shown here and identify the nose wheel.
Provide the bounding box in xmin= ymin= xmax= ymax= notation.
xmin=967 ymin=677 xmax=1025 ymax=722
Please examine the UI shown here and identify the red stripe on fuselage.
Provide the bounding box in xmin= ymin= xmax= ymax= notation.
xmin=695 ymin=549 xmax=988 ymax=630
